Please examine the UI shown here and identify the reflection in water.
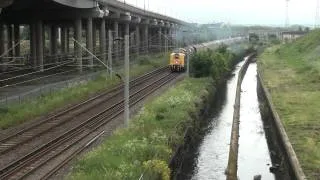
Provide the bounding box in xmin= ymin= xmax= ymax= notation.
xmin=238 ymin=63 xmax=274 ymax=180
xmin=191 ymin=61 xmax=245 ymax=180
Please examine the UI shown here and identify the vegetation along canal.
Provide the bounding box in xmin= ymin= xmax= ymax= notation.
xmin=188 ymin=59 xmax=275 ymax=179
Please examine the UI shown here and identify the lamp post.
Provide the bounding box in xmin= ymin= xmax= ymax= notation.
xmin=111 ymin=36 xmax=129 ymax=127
xmin=124 ymin=23 xmax=130 ymax=127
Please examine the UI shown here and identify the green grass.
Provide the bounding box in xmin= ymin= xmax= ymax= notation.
xmin=68 ymin=77 xmax=212 ymax=180
xmin=0 ymin=53 xmax=168 ymax=130
xmin=258 ymin=30 xmax=320 ymax=179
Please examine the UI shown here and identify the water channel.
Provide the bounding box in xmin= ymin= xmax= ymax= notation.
xmin=189 ymin=60 xmax=274 ymax=180
xmin=237 ymin=63 xmax=274 ymax=180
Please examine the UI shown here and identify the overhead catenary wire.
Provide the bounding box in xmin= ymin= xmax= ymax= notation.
xmin=72 ymin=37 xmax=122 ymax=80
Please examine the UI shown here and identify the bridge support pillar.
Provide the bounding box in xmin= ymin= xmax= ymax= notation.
xmin=14 ymin=24 xmax=20 ymax=58
xmin=119 ymin=24 xmax=123 ymax=58
xmin=158 ymin=27 xmax=162 ymax=52
xmin=86 ymin=17 xmax=93 ymax=68
xmin=135 ymin=25 xmax=140 ymax=55
xmin=0 ymin=24 xmax=4 ymax=62
xmin=165 ymin=28 xmax=168 ymax=54
xmin=30 ymin=23 xmax=37 ymax=68
xmin=47 ymin=26 xmax=52 ymax=55
xmin=61 ymin=27 xmax=67 ymax=55
xmin=92 ymin=22 xmax=96 ymax=54
xmin=130 ymin=31 xmax=134 ymax=54
xmin=74 ymin=18 xmax=82 ymax=73
xmin=50 ymin=25 xmax=58 ymax=61
xmin=113 ymin=21 xmax=119 ymax=61
xmin=0 ymin=24 xmax=6 ymax=71
xmin=108 ymin=29 xmax=113 ymax=76
xmin=36 ymin=20 xmax=44 ymax=71
xmin=168 ymin=28 xmax=173 ymax=49
xmin=143 ymin=25 xmax=148 ymax=53
xmin=66 ymin=28 xmax=70 ymax=54
xmin=99 ymin=19 xmax=106 ymax=64
xmin=174 ymin=28 xmax=177 ymax=48
xmin=8 ymin=24 xmax=13 ymax=57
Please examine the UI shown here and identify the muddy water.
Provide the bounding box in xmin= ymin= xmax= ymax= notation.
xmin=238 ymin=63 xmax=274 ymax=180
xmin=191 ymin=61 xmax=245 ymax=180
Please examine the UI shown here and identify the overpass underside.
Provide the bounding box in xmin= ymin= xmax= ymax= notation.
xmin=0 ymin=0 xmax=180 ymax=72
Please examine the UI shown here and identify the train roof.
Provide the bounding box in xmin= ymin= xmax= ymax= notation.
xmin=172 ymin=48 xmax=187 ymax=53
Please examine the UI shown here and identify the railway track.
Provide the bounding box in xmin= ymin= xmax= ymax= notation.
xmin=0 ymin=66 xmax=167 ymax=154
xmin=0 ymin=66 xmax=180 ymax=179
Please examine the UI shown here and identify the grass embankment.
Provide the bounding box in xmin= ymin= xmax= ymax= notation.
xmin=0 ymin=53 xmax=168 ymax=130
xmin=258 ymin=30 xmax=320 ymax=179
xmin=68 ymin=77 xmax=212 ymax=180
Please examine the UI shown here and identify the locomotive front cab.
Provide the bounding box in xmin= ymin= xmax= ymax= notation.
xmin=174 ymin=53 xmax=180 ymax=65
xmin=169 ymin=52 xmax=185 ymax=72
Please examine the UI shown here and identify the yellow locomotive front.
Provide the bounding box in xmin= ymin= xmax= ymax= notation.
xmin=169 ymin=49 xmax=186 ymax=72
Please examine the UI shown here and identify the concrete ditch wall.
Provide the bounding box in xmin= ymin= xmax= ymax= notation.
xmin=225 ymin=54 xmax=254 ymax=180
xmin=257 ymin=69 xmax=306 ymax=180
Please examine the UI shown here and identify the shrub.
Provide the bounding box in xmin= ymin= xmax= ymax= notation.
xmin=190 ymin=44 xmax=243 ymax=82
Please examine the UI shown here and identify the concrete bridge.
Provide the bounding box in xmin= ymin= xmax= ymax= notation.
xmin=0 ymin=0 xmax=185 ymax=72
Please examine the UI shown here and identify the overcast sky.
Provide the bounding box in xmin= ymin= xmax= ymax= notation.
xmin=121 ymin=0 xmax=317 ymax=26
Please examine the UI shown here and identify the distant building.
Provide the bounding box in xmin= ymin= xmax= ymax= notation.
xmin=281 ymin=31 xmax=308 ymax=42
xmin=248 ymin=30 xmax=281 ymax=42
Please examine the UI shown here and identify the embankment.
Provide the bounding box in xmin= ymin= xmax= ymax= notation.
xmin=258 ymin=30 xmax=320 ymax=179
xmin=68 ymin=77 xmax=214 ymax=180
xmin=169 ymin=77 xmax=218 ymax=179
xmin=257 ymin=70 xmax=306 ymax=180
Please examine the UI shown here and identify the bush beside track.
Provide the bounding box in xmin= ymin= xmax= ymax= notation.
xmin=258 ymin=30 xmax=320 ymax=179
xmin=0 ymin=53 xmax=168 ymax=130
xmin=191 ymin=43 xmax=251 ymax=81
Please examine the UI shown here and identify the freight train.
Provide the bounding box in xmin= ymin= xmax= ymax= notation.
xmin=169 ymin=47 xmax=196 ymax=72
xmin=168 ymin=37 xmax=245 ymax=72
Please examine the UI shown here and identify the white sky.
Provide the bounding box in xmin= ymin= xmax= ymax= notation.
xmin=121 ymin=0 xmax=317 ymax=26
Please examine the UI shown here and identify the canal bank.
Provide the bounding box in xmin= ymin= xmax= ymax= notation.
xmin=257 ymin=31 xmax=320 ymax=178
xmin=180 ymin=56 xmax=298 ymax=180
xmin=257 ymin=67 xmax=306 ymax=180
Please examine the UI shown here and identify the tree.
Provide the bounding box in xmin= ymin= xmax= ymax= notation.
xmin=249 ymin=33 xmax=259 ymax=44
xmin=304 ymin=27 xmax=310 ymax=32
